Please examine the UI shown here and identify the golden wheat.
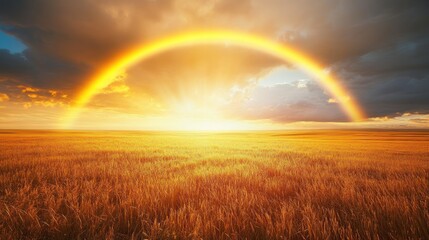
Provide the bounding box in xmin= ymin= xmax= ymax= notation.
xmin=0 ymin=130 xmax=428 ymax=239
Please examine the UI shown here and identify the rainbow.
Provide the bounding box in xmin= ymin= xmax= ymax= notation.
xmin=62 ymin=29 xmax=365 ymax=128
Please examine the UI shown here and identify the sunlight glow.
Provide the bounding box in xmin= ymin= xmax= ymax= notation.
xmin=62 ymin=29 xmax=366 ymax=129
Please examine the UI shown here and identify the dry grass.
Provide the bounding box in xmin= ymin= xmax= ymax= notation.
xmin=0 ymin=130 xmax=428 ymax=239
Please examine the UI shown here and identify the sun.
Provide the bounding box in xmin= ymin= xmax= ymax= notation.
xmin=144 ymin=92 xmax=246 ymax=131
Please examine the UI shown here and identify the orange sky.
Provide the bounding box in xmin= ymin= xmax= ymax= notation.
xmin=0 ymin=0 xmax=428 ymax=130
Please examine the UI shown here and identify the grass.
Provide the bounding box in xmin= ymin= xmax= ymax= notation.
xmin=0 ymin=130 xmax=428 ymax=239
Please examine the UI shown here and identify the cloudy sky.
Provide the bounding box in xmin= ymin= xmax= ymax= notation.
xmin=0 ymin=0 xmax=428 ymax=130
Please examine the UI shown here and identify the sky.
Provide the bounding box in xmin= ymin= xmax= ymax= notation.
xmin=0 ymin=0 xmax=428 ymax=130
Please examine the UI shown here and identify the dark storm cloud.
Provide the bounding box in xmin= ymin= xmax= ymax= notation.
xmin=0 ymin=1 xmax=175 ymax=65
xmin=0 ymin=49 xmax=33 ymax=79
xmin=350 ymin=73 xmax=429 ymax=117
xmin=0 ymin=0 xmax=175 ymax=90
xmin=342 ymin=37 xmax=429 ymax=76
xmin=264 ymin=0 xmax=429 ymax=119
xmin=333 ymin=34 xmax=429 ymax=117
xmin=0 ymin=0 xmax=429 ymax=121
xmin=297 ymin=0 xmax=429 ymax=64
xmin=0 ymin=48 xmax=89 ymax=90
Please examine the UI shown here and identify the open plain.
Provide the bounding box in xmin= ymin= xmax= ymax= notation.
xmin=0 ymin=130 xmax=428 ymax=239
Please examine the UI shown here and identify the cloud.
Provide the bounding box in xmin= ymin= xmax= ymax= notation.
xmin=0 ymin=49 xmax=33 ymax=79
xmin=0 ymin=48 xmax=90 ymax=90
xmin=0 ymin=93 xmax=9 ymax=102
xmin=0 ymin=83 xmax=68 ymax=110
xmin=332 ymin=36 xmax=429 ymax=117
xmin=367 ymin=113 xmax=429 ymax=128
xmin=0 ymin=0 xmax=429 ymax=125
xmin=223 ymin=80 xmax=347 ymax=122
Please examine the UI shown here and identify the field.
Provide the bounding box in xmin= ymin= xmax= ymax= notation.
xmin=0 ymin=130 xmax=428 ymax=239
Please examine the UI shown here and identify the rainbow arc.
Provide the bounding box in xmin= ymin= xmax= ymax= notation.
xmin=61 ymin=29 xmax=365 ymax=128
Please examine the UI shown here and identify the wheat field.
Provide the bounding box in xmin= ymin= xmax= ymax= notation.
xmin=0 ymin=130 xmax=428 ymax=239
